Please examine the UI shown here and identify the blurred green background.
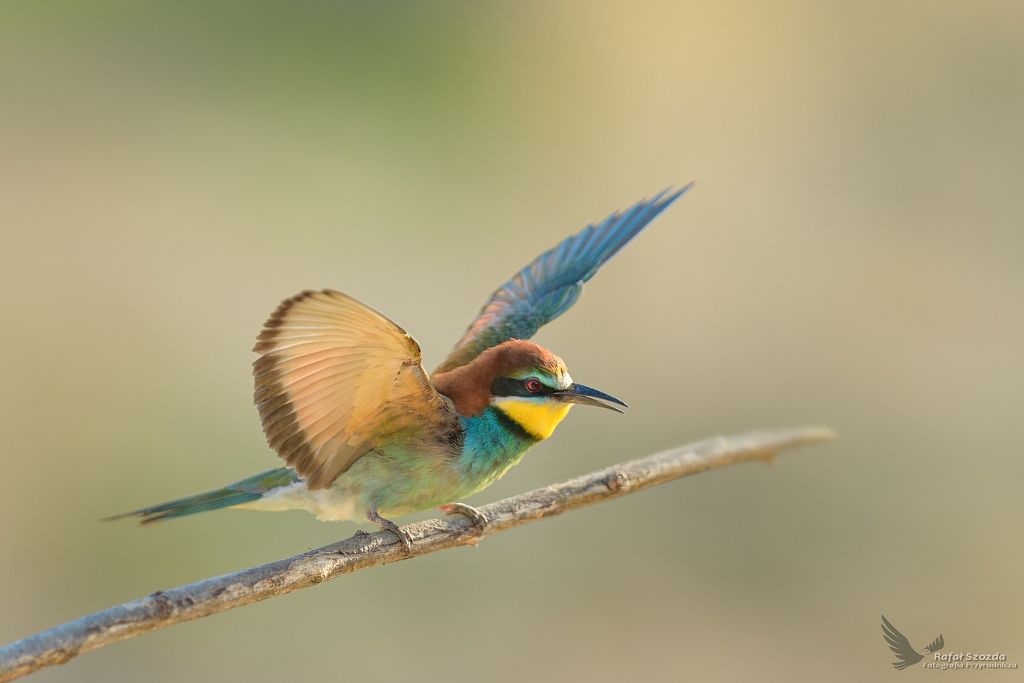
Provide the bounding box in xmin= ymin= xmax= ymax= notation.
xmin=2 ymin=1 xmax=1022 ymax=680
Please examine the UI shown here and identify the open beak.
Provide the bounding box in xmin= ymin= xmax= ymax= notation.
xmin=555 ymin=383 xmax=628 ymax=413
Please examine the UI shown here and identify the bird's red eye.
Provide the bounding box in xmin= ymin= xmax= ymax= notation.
xmin=525 ymin=379 xmax=542 ymax=392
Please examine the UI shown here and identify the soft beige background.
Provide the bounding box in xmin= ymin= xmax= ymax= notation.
xmin=2 ymin=1 xmax=1022 ymax=681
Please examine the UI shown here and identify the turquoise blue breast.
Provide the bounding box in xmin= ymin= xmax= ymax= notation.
xmin=453 ymin=406 xmax=539 ymax=497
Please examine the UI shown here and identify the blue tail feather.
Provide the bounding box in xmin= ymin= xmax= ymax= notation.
xmin=104 ymin=467 xmax=298 ymax=525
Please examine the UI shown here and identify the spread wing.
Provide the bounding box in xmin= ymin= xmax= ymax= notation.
xmin=926 ymin=634 xmax=944 ymax=653
xmin=434 ymin=185 xmax=692 ymax=374
xmin=253 ymin=289 xmax=457 ymax=490
xmin=881 ymin=616 xmax=925 ymax=670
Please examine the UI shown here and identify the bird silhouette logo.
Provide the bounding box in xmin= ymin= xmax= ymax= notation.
xmin=881 ymin=615 xmax=945 ymax=670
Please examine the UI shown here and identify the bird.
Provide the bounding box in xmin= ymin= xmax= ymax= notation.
xmin=881 ymin=615 xmax=944 ymax=670
xmin=107 ymin=185 xmax=692 ymax=548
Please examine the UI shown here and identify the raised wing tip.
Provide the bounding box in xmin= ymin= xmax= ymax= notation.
xmin=657 ymin=181 xmax=696 ymax=206
xmin=635 ymin=183 xmax=694 ymax=222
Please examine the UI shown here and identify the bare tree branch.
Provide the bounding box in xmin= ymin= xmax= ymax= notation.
xmin=0 ymin=427 xmax=834 ymax=682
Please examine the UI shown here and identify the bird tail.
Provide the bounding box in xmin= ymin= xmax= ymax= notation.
xmin=103 ymin=467 xmax=299 ymax=525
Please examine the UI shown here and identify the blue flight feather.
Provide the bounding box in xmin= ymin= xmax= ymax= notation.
xmin=435 ymin=184 xmax=692 ymax=373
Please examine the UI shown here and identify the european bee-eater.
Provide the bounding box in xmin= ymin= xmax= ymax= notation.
xmin=109 ymin=186 xmax=691 ymax=546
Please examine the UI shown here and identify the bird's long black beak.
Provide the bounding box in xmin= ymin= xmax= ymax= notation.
xmin=555 ymin=383 xmax=628 ymax=413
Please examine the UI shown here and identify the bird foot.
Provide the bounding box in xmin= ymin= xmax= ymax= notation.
xmin=367 ymin=507 xmax=413 ymax=552
xmin=439 ymin=502 xmax=488 ymax=532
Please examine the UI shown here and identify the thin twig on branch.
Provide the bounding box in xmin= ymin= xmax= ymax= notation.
xmin=0 ymin=427 xmax=834 ymax=682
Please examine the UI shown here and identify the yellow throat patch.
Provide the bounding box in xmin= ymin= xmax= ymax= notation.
xmin=493 ymin=397 xmax=573 ymax=440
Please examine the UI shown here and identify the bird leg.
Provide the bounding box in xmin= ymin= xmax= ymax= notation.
xmin=367 ymin=506 xmax=413 ymax=551
xmin=438 ymin=502 xmax=488 ymax=532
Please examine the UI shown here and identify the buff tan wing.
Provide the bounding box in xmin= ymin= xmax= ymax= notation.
xmin=253 ymin=289 xmax=455 ymax=490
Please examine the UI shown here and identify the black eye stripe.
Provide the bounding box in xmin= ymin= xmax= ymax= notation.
xmin=491 ymin=377 xmax=555 ymax=397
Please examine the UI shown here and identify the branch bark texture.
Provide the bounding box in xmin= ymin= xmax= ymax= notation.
xmin=0 ymin=427 xmax=834 ymax=682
